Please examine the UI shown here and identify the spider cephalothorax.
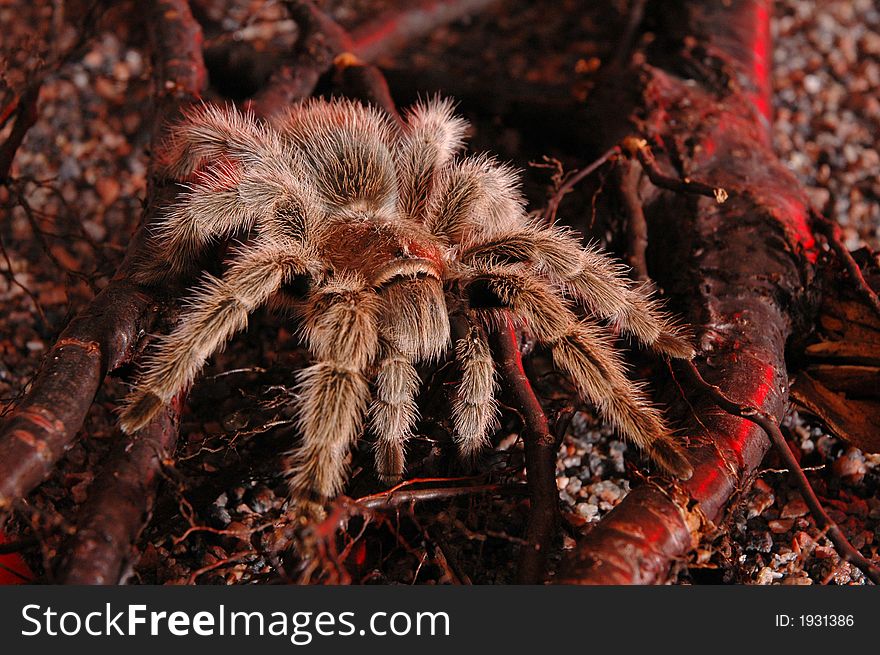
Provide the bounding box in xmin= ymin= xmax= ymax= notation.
xmin=120 ymin=97 xmax=695 ymax=506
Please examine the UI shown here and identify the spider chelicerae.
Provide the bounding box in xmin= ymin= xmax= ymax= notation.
xmin=120 ymin=97 xmax=694 ymax=508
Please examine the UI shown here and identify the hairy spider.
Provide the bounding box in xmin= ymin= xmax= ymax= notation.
xmin=120 ymin=97 xmax=695 ymax=507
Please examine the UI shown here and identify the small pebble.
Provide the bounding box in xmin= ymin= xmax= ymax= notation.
xmin=756 ymin=567 xmax=783 ymax=585
xmin=831 ymin=447 xmax=867 ymax=484
xmin=781 ymin=497 xmax=809 ymax=518
xmin=768 ymin=519 xmax=795 ymax=533
xmin=576 ymin=503 xmax=598 ymax=521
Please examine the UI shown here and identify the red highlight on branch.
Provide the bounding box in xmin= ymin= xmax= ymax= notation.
xmin=0 ymin=532 xmax=33 ymax=584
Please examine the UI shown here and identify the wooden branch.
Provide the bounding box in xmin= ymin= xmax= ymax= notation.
xmin=251 ymin=0 xmax=499 ymax=116
xmin=57 ymin=397 xmax=181 ymax=584
xmin=0 ymin=280 xmax=157 ymax=509
xmin=349 ymin=0 xmax=501 ymax=62
xmin=0 ymin=0 xmax=207 ymax=590
xmin=247 ymin=0 xmax=351 ymax=114
xmin=489 ymin=315 xmax=559 ymax=585
xmin=624 ymin=136 xmax=728 ymax=205
xmin=559 ymin=0 xmax=818 ymax=584
xmin=37 ymin=0 xmax=208 ymax=584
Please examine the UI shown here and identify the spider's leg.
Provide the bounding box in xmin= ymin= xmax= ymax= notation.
xmin=450 ymin=317 xmax=498 ymax=460
xmin=286 ymin=275 xmax=380 ymax=501
xmin=159 ymin=104 xmax=281 ymax=180
xmin=367 ymin=274 xmax=450 ymax=483
xmin=120 ymin=241 xmax=309 ymax=433
xmin=378 ymin=276 xmax=451 ymax=362
xmin=369 ymin=343 xmax=419 ymax=485
xmin=140 ymin=105 xmax=299 ymax=283
xmin=460 ymin=225 xmax=694 ymax=359
xmin=136 ymin=157 xmax=320 ymax=284
xmin=550 ymin=320 xmax=692 ymax=479
xmin=426 ymin=155 xmax=524 ymax=240
xmin=468 ymin=268 xmax=693 ymax=480
xmin=271 ymin=97 xmax=399 ymax=150
xmin=137 ymin=161 xmax=251 ymax=283
xmin=273 ymin=99 xmax=400 ymax=214
xmin=396 ymin=97 xmax=469 ymax=222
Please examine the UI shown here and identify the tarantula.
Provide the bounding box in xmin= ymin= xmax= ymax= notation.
xmin=119 ymin=97 xmax=695 ymax=507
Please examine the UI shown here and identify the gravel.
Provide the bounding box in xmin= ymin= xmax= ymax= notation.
xmin=773 ymin=0 xmax=880 ymax=249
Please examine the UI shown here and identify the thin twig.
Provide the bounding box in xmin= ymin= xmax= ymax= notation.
xmin=0 ymin=231 xmax=48 ymax=325
xmin=173 ymin=518 xmax=279 ymax=546
xmin=617 ymin=158 xmax=649 ymax=280
xmin=810 ymin=208 xmax=880 ymax=317
xmin=624 ymin=136 xmax=729 ymax=204
xmin=542 ymin=145 xmax=619 ymax=224
xmin=0 ymin=1 xmax=104 ymax=181
xmin=356 ymin=482 xmax=526 ymax=510
xmin=0 ymin=85 xmax=39 ymax=182
xmin=186 ymin=551 xmax=251 ymax=585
